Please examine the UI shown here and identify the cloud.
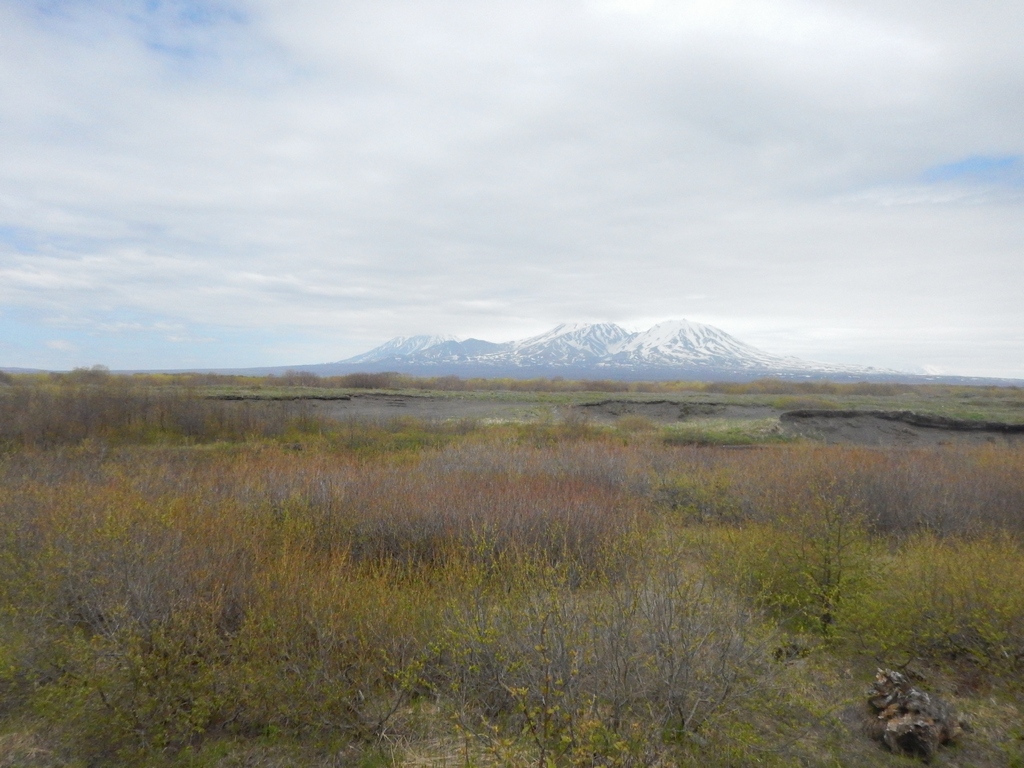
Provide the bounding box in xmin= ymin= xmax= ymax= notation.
xmin=0 ymin=0 xmax=1022 ymax=375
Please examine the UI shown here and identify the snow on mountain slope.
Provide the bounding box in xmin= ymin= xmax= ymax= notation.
xmin=611 ymin=320 xmax=796 ymax=369
xmin=338 ymin=334 xmax=461 ymax=364
xmin=402 ymin=338 xmax=509 ymax=362
xmin=336 ymin=321 xmax=895 ymax=375
xmin=506 ymin=323 xmax=634 ymax=365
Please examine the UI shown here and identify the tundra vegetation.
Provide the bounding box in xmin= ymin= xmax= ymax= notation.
xmin=0 ymin=372 xmax=1022 ymax=766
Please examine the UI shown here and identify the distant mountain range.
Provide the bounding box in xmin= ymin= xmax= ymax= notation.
xmin=8 ymin=321 xmax=1022 ymax=385
xmin=326 ymin=320 xmax=900 ymax=380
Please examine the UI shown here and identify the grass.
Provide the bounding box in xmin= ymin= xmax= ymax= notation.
xmin=661 ymin=417 xmax=793 ymax=446
xmin=1 ymin=374 xmax=1023 ymax=765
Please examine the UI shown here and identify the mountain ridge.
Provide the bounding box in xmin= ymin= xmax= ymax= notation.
xmin=335 ymin=320 xmax=898 ymax=377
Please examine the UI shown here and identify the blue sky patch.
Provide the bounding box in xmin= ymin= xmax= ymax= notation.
xmin=31 ymin=0 xmax=243 ymax=24
xmin=922 ymin=154 xmax=1023 ymax=185
xmin=0 ymin=226 xmax=40 ymax=253
xmin=28 ymin=0 xmax=248 ymax=65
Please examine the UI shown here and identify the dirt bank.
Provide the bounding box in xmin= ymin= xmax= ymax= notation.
xmin=780 ymin=409 xmax=1024 ymax=447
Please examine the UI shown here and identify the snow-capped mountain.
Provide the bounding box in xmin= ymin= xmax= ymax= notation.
xmin=339 ymin=334 xmax=461 ymax=364
xmin=506 ymin=323 xmax=635 ymax=365
xmin=609 ymin=320 xmax=804 ymax=370
xmin=336 ymin=320 xmax=895 ymax=377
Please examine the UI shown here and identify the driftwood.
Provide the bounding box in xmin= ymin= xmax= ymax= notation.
xmin=868 ymin=669 xmax=963 ymax=761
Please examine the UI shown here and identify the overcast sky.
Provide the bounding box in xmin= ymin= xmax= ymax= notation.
xmin=1 ymin=0 xmax=1022 ymax=376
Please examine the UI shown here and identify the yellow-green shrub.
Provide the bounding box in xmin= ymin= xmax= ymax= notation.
xmin=703 ymin=490 xmax=875 ymax=637
xmin=849 ymin=533 xmax=1024 ymax=669
xmin=228 ymin=552 xmax=442 ymax=741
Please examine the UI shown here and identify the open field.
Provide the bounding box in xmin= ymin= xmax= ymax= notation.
xmin=286 ymin=393 xmax=1024 ymax=447
xmin=1 ymin=372 xmax=1023 ymax=766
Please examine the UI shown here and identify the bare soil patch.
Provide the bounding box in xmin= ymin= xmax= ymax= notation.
xmin=780 ymin=409 xmax=1024 ymax=447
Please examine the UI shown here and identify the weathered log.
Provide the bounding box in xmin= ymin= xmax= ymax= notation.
xmin=868 ymin=669 xmax=963 ymax=762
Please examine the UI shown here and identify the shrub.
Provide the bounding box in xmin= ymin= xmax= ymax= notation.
xmin=654 ymin=469 xmax=741 ymax=524
xmin=704 ymin=485 xmax=874 ymax=637
xmin=2 ymin=391 xmax=1024 ymax=765
xmin=438 ymin=553 xmax=781 ymax=764
xmin=614 ymin=414 xmax=656 ymax=433
xmin=849 ymin=533 xmax=1024 ymax=670
xmin=0 ymin=383 xmax=328 ymax=447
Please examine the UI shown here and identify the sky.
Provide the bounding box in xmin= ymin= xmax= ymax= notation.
xmin=1 ymin=0 xmax=1023 ymax=377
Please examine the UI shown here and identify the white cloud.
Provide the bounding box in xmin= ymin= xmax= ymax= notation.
xmin=0 ymin=0 xmax=1022 ymax=375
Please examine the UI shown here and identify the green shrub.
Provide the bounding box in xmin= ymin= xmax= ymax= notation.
xmin=849 ymin=533 xmax=1024 ymax=670
xmin=33 ymin=611 xmax=232 ymax=760
xmin=705 ymin=489 xmax=875 ymax=637
xmin=654 ymin=470 xmax=741 ymax=523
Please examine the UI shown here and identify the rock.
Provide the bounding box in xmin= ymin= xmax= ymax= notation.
xmin=868 ymin=669 xmax=963 ymax=762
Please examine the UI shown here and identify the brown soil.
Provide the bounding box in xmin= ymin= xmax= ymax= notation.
xmin=780 ymin=409 xmax=1024 ymax=447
